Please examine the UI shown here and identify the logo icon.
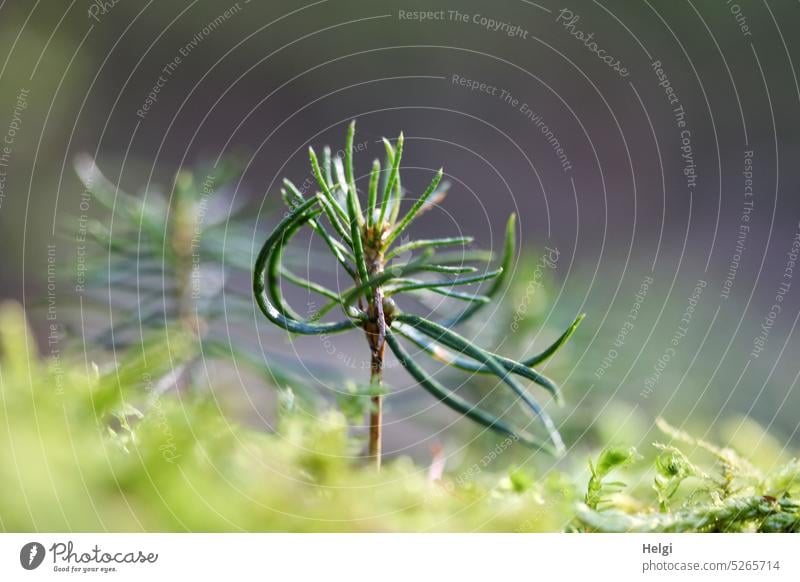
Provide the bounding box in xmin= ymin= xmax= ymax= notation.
xmin=20 ymin=542 xmax=46 ymax=570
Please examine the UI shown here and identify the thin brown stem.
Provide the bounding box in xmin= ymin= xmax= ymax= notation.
xmin=368 ymin=369 xmax=383 ymax=469
xmin=365 ymin=243 xmax=387 ymax=469
xmin=366 ymin=292 xmax=386 ymax=469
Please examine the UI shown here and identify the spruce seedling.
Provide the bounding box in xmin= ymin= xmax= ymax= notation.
xmin=254 ymin=121 xmax=583 ymax=468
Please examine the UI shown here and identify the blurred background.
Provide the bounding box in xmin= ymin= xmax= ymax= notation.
xmin=1 ymin=0 xmax=799 ymax=468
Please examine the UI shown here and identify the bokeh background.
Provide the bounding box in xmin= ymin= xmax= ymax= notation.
xmin=2 ymin=0 xmax=799 ymax=467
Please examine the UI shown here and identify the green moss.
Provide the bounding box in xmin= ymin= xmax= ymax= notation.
xmin=1 ymin=304 xmax=797 ymax=532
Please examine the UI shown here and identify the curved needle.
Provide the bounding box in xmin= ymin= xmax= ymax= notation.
xmin=441 ymin=213 xmax=516 ymax=327
xmin=386 ymin=332 xmax=558 ymax=454
xmin=394 ymin=312 xmax=564 ymax=453
xmin=254 ymin=198 xmax=359 ymax=334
